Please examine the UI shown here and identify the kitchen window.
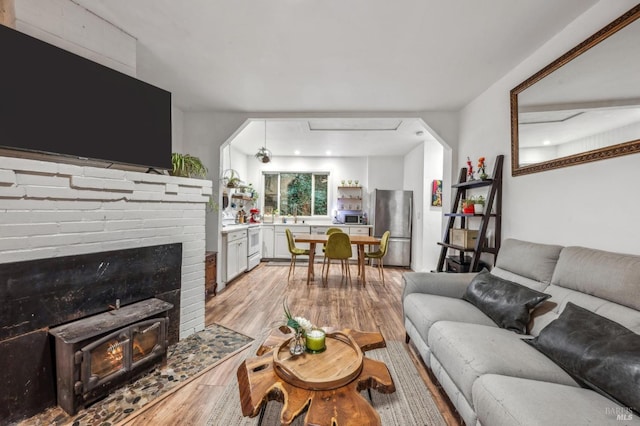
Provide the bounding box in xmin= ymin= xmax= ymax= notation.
xmin=264 ymin=172 xmax=328 ymax=216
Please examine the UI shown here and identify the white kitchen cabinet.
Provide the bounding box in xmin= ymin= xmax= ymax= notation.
xmin=261 ymin=225 xmax=275 ymax=258
xmin=275 ymin=226 xmax=310 ymax=259
xmin=349 ymin=227 xmax=370 ymax=235
xmin=349 ymin=226 xmax=371 ymax=257
xmin=223 ymin=230 xmax=248 ymax=283
xmin=311 ymin=225 xmax=348 ymax=255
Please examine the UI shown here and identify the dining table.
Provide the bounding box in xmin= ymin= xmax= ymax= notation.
xmin=293 ymin=233 xmax=381 ymax=286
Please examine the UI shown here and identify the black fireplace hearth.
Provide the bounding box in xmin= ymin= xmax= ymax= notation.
xmin=0 ymin=243 xmax=182 ymax=424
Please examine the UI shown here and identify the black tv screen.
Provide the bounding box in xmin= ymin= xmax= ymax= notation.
xmin=0 ymin=24 xmax=172 ymax=170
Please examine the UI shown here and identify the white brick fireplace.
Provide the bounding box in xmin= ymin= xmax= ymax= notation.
xmin=0 ymin=155 xmax=212 ymax=339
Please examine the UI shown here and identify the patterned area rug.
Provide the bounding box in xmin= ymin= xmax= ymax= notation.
xmin=20 ymin=324 xmax=252 ymax=426
xmin=207 ymin=340 xmax=446 ymax=426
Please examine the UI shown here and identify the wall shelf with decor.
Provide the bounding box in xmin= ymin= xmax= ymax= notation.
xmin=337 ymin=186 xmax=363 ymax=211
xmin=436 ymin=155 xmax=503 ymax=273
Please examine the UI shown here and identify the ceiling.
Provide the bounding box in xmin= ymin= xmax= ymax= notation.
xmin=230 ymin=118 xmax=432 ymax=157
xmin=72 ymin=0 xmax=598 ymax=156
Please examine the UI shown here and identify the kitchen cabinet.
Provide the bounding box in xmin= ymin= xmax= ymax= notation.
xmin=223 ymin=229 xmax=248 ymax=283
xmin=261 ymin=225 xmax=275 ymax=258
xmin=310 ymin=225 xmax=348 ymax=255
xmin=349 ymin=226 xmax=371 ymax=257
xmin=275 ymin=226 xmax=310 ymax=259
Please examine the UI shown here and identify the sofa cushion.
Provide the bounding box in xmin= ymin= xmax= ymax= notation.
xmin=494 ymin=238 xmax=563 ymax=285
xmin=528 ymin=284 xmax=640 ymax=336
xmin=551 ymin=246 xmax=640 ymax=311
xmin=473 ymin=375 xmax=640 ymax=426
xmin=428 ymin=321 xmax=578 ymax=407
xmin=403 ymin=293 xmax=496 ymax=344
xmin=462 ymin=269 xmax=551 ymax=334
xmin=526 ymin=302 xmax=640 ymax=413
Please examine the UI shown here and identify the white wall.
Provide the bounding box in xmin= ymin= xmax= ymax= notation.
xmin=367 ymin=157 xmax=404 ymax=191
xmin=458 ymin=0 xmax=639 ymax=254
xmin=172 ymin=106 xmax=185 ymax=154
xmin=403 ymin=144 xmax=424 ymax=271
xmin=422 ymin=140 xmax=445 ymax=272
xmin=14 ymin=0 xmax=136 ymax=76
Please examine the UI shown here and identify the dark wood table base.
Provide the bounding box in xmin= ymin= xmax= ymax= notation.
xmin=237 ymin=328 xmax=395 ymax=425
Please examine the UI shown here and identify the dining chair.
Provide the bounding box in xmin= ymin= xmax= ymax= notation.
xmin=323 ymin=232 xmax=353 ymax=285
xmin=364 ymin=231 xmax=390 ymax=284
xmin=285 ymin=228 xmax=310 ymax=280
xmin=322 ymin=227 xmax=345 ymax=271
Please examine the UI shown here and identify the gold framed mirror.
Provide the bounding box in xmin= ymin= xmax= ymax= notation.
xmin=510 ymin=5 xmax=640 ymax=176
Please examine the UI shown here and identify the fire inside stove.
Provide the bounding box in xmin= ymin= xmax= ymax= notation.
xmin=91 ymin=323 xmax=161 ymax=379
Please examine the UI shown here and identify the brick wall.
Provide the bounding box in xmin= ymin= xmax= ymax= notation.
xmin=0 ymin=156 xmax=211 ymax=339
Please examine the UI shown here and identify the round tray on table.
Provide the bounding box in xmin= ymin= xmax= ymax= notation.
xmin=273 ymin=331 xmax=364 ymax=390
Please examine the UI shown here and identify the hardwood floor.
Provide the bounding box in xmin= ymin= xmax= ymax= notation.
xmin=121 ymin=262 xmax=462 ymax=426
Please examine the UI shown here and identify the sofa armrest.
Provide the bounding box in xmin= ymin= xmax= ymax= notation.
xmin=402 ymin=271 xmax=476 ymax=301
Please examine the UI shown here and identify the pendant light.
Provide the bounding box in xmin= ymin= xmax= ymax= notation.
xmin=255 ymin=120 xmax=272 ymax=163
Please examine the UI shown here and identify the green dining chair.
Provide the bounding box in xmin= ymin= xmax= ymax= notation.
xmin=322 ymin=227 xmax=345 ymax=271
xmin=285 ymin=228 xmax=310 ymax=280
xmin=364 ymin=231 xmax=390 ymax=284
xmin=323 ymin=232 xmax=353 ymax=285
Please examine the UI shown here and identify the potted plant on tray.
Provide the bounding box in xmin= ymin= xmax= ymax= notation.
xmin=462 ymin=199 xmax=475 ymax=214
xmin=473 ymin=195 xmax=485 ymax=214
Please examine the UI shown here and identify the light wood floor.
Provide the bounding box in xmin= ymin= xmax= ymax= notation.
xmin=121 ymin=262 xmax=463 ymax=426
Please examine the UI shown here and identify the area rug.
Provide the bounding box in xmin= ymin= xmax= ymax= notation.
xmin=21 ymin=324 xmax=253 ymax=426
xmin=207 ymin=340 xmax=446 ymax=425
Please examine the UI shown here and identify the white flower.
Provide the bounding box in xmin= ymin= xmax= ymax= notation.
xmin=294 ymin=316 xmax=313 ymax=333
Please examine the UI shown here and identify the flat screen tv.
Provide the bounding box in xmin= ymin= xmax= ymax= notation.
xmin=0 ymin=24 xmax=172 ymax=171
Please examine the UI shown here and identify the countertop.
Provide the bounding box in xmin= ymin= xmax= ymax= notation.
xmin=221 ymin=222 xmax=371 ymax=233
xmin=220 ymin=223 xmax=260 ymax=233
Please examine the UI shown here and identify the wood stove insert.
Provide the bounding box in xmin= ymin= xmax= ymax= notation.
xmin=49 ymin=298 xmax=173 ymax=415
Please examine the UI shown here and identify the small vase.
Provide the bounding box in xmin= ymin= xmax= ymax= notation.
xmin=289 ymin=330 xmax=305 ymax=356
xmin=480 ymin=172 xmax=488 ymax=180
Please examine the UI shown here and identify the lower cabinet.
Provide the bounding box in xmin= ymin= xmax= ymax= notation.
xmin=261 ymin=225 xmax=275 ymax=258
xmin=348 ymin=227 xmax=370 ymax=257
xmin=223 ymin=230 xmax=247 ymax=284
xmin=265 ymin=225 xmax=370 ymax=260
xmin=275 ymin=226 xmax=310 ymax=259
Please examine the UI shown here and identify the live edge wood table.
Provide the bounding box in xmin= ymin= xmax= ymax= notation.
xmin=237 ymin=327 xmax=396 ymax=426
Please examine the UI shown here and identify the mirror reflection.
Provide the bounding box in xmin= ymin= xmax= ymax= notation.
xmin=511 ymin=6 xmax=640 ymax=175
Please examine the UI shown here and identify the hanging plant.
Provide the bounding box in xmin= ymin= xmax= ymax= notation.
xmin=171 ymin=153 xmax=208 ymax=178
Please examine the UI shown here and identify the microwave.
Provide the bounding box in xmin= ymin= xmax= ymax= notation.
xmin=343 ymin=214 xmax=363 ymax=224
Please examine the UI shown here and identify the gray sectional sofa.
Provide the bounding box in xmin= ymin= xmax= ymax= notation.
xmin=403 ymin=238 xmax=640 ymax=426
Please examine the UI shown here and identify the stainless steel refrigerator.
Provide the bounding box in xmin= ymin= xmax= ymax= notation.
xmin=369 ymin=189 xmax=412 ymax=267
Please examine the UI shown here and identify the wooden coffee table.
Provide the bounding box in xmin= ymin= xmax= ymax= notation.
xmin=237 ymin=327 xmax=396 ymax=425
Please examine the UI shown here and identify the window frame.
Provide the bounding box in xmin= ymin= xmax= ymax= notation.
xmin=262 ymin=171 xmax=330 ymax=217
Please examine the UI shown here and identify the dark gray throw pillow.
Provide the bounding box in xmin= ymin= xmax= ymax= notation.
xmin=462 ymin=269 xmax=550 ymax=334
xmin=526 ymin=302 xmax=640 ymax=414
